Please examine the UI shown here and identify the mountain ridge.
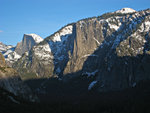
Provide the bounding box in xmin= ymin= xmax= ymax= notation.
xmin=1 ymin=8 xmax=150 ymax=92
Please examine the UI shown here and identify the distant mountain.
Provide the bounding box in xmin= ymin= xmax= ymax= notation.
xmin=6 ymin=8 xmax=150 ymax=92
xmin=115 ymin=8 xmax=136 ymax=14
xmin=15 ymin=34 xmax=43 ymax=56
xmin=0 ymin=42 xmax=14 ymax=53
xmin=0 ymin=34 xmax=43 ymax=66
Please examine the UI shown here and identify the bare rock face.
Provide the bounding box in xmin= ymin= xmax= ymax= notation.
xmin=64 ymin=18 xmax=109 ymax=74
xmin=15 ymin=34 xmax=43 ymax=56
xmin=0 ymin=53 xmax=37 ymax=101
xmin=14 ymin=8 xmax=150 ymax=92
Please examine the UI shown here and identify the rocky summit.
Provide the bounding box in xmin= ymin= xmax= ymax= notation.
xmin=15 ymin=33 xmax=43 ymax=56
xmin=11 ymin=8 xmax=150 ymax=92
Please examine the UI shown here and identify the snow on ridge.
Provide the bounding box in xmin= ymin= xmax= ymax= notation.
xmin=3 ymin=49 xmax=13 ymax=56
xmin=7 ymin=45 xmax=14 ymax=49
xmin=0 ymin=42 xmax=7 ymax=51
xmin=52 ymin=25 xmax=73 ymax=42
xmin=25 ymin=33 xmax=43 ymax=43
xmin=0 ymin=42 xmax=14 ymax=54
xmin=116 ymin=8 xmax=136 ymax=14
xmin=0 ymin=41 xmax=19 ymax=64
xmin=32 ymin=25 xmax=73 ymax=63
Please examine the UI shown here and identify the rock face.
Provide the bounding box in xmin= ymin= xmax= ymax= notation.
xmin=14 ymin=8 xmax=150 ymax=91
xmin=15 ymin=34 xmax=43 ymax=56
xmin=1 ymin=34 xmax=43 ymax=66
xmin=0 ymin=53 xmax=37 ymax=101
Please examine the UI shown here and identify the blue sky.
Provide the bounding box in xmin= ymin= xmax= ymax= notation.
xmin=0 ymin=0 xmax=150 ymax=45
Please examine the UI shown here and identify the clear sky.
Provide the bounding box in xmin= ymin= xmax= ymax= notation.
xmin=0 ymin=0 xmax=150 ymax=45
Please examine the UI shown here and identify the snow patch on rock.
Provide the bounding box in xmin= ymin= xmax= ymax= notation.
xmin=108 ymin=24 xmax=120 ymax=31
xmin=34 ymin=44 xmax=52 ymax=60
xmin=5 ymin=51 xmax=21 ymax=63
xmin=145 ymin=21 xmax=150 ymax=32
xmin=88 ymin=81 xmax=97 ymax=90
xmin=52 ymin=25 xmax=73 ymax=42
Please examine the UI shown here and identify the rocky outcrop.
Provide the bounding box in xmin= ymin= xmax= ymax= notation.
xmin=0 ymin=53 xmax=37 ymax=101
xmin=14 ymin=8 xmax=150 ymax=91
xmin=15 ymin=34 xmax=43 ymax=56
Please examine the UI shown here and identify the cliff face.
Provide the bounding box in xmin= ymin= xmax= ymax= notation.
xmin=14 ymin=8 xmax=150 ymax=91
xmin=67 ymin=9 xmax=150 ymax=91
xmin=0 ymin=53 xmax=37 ymax=101
xmin=64 ymin=18 xmax=109 ymax=74
xmin=15 ymin=34 xmax=43 ymax=56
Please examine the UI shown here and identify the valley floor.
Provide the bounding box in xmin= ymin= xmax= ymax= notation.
xmin=0 ymin=80 xmax=150 ymax=113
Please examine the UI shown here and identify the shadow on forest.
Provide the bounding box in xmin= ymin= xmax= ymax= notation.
xmin=1 ymin=76 xmax=150 ymax=113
